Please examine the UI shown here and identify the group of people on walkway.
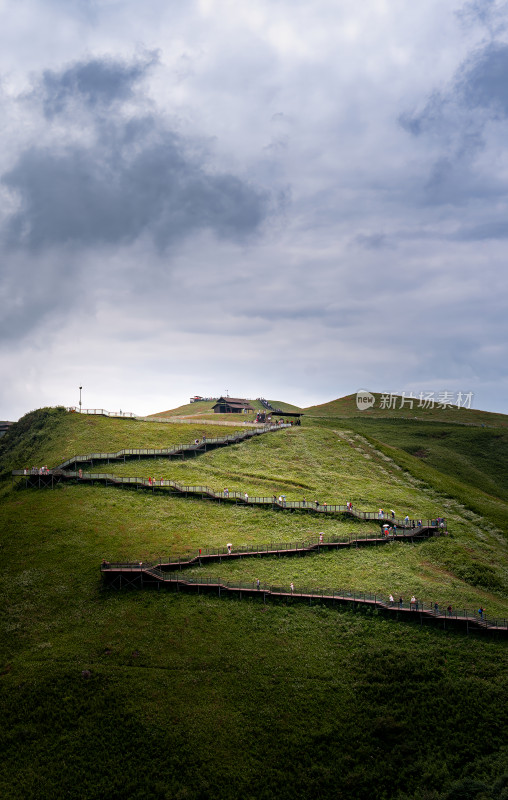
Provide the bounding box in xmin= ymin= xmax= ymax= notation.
xmin=386 ymin=594 xmax=481 ymax=617
xmin=147 ymin=477 xmax=166 ymax=486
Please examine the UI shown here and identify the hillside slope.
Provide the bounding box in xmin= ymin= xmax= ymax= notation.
xmin=0 ymin=407 xmax=251 ymax=475
xmin=1 ymin=407 xmax=507 ymax=800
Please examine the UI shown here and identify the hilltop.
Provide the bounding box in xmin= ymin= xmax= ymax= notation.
xmin=305 ymin=392 xmax=508 ymax=426
xmin=151 ymin=397 xmax=302 ymax=418
xmin=1 ymin=404 xmax=507 ymax=800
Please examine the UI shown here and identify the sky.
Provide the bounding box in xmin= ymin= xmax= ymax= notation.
xmin=1 ymin=0 xmax=508 ymax=419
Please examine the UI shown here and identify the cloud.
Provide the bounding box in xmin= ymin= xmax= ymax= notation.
xmin=354 ymin=232 xmax=391 ymax=250
xmin=3 ymin=133 xmax=267 ymax=251
xmin=1 ymin=56 xmax=268 ymax=253
xmin=38 ymin=53 xmax=158 ymax=117
xmin=400 ymin=41 xmax=508 ymax=138
xmin=0 ymin=53 xmax=269 ymax=344
xmin=453 ymin=219 xmax=508 ymax=240
xmin=398 ymin=39 xmax=508 ymax=210
xmin=458 ymin=41 xmax=508 ymax=116
xmin=457 ymin=0 xmax=508 ymax=36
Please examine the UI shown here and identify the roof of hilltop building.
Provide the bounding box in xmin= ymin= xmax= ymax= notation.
xmin=212 ymin=397 xmax=255 ymax=413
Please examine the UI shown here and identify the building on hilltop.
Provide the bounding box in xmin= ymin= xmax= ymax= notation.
xmin=212 ymin=397 xmax=254 ymax=414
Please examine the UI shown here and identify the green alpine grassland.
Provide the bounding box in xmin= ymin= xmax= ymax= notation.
xmin=1 ymin=401 xmax=507 ymax=800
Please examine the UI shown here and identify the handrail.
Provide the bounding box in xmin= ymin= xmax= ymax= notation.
xmin=67 ymin=407 xmax=137 ymax=417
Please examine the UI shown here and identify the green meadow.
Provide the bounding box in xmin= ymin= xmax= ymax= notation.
xmin=1 ymin=404 xmax=507 ymax=800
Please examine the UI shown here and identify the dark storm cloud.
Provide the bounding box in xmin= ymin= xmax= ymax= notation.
xmin=3 ymin=132 xmax=267 ymax=250
xmin=2 ymin=56 xmax=268 ymax=252
xmin=39 ymin=54 xmax=158 ymax=117
xmin=398 ymin=40 xmax=508 ymax=211
xmin=400 ymin=41 xmax=508 ymax=137
xmin=458 ymin=41 xmax=508 ymax=116
xmin=0 ymin=53 xmax=269 ymax=343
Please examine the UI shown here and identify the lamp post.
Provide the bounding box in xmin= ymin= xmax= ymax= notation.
xmin=79 ymin=386 xmax=82 ymax=413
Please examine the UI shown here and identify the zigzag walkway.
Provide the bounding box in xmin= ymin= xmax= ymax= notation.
xmin=100 ymin=555 xmax=507 ymax=636
xmin=53 ymin=422 xmax=288 ymax=470
xmin=13 ymin=470 xmax=441 ymax=529
xmin=105 ymin=527 xmax=439 ymax=571
xmin=13 ymin=423 xmax=443 ymax=528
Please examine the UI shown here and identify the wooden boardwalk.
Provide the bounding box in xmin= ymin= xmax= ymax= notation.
xmin=12 ymin=469 xmax=441 ymax=529
xmin=100 ymin=560 xmax=507 ymax=636
xmin=12 ymin=423 xmax=443 ymax=528
xmin=53 ymin=422 xmax=289 ymax=470
xmin=122 ymin=527 xmax=440 ymax=570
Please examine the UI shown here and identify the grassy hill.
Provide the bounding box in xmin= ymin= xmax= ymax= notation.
xmin=1 ymin=404 xmax=507 ymax=800
xmin=306 ymin=392 xmax=508 ymax=427
xmin=0 ymin=407 xmax=251 ymax=477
